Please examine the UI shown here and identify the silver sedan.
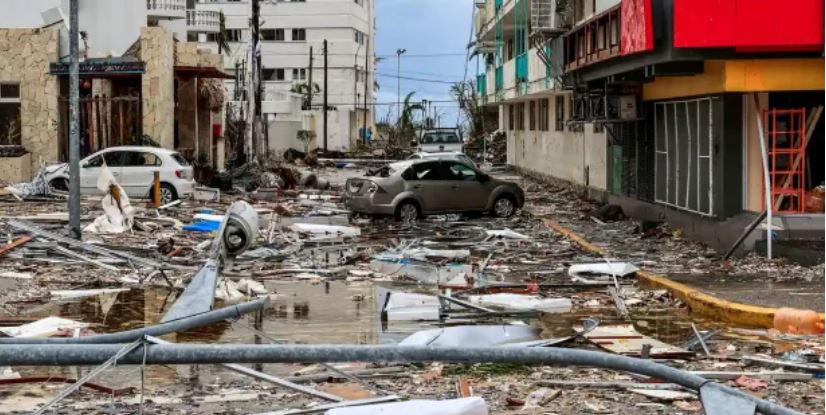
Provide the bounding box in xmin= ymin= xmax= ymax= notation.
xmin=345 ymin=160 xmax=525 ymax=221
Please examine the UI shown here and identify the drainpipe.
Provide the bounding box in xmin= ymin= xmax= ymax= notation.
xmin=752 ymin=93 xmax=773 ymax=259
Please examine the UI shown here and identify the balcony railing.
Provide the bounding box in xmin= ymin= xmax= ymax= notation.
xmin=146 ymin=0 xmax=186 ymax=19
xmin=563 ymin=4 xmax=621 ymax=72
xmin=186 ymin=10 xmax=221 ymax=33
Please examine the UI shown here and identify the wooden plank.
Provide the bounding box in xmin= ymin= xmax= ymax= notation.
xmin=0 ymin=235 xmax=33 ymax=257
xmin=577 ymin=324 xmax=693 ymax=358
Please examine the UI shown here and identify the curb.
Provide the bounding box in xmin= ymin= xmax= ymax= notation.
xmin=541 ymin=219 xmax=822 ymax=328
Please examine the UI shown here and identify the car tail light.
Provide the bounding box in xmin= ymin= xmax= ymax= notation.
xmin=175 ymin=170 xmax=184 ymax=179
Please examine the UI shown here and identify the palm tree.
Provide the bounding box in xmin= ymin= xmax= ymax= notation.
xmin=397 ymin=91 xmax=424 ymax=128
xmin=216 ymin=12 xmax=231 ymax=55
xmin=291 ymin=82 xmax=321 ymax=110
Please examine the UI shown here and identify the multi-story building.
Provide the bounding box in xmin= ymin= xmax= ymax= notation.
xmin=193 ymin=0 xmax=376 ymax=153
xmin=474 ymin=0 xmax=824 ymax=257
xmin=0 ymin=0 xmax=229 ymax=182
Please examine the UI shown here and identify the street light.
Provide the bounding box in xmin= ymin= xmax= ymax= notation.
xmin=396 ymin=48 xmax=406 ymax=123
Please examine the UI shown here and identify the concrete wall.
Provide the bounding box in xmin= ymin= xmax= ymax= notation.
xmin=0 ymin=28 xmax=59 ymax=179
xmin=503 ymin=94 xmax=608 ymax=191
xmin=140 ymin=27 xmax=175 ymax=149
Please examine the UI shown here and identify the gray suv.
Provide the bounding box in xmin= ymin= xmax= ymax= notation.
xmin=345 ymin=160 xmax=525 ymax=221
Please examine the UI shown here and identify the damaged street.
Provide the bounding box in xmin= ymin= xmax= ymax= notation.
xmin=0 ymin=162 xmax=822 ymax=414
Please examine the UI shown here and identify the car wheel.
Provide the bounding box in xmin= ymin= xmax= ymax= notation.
xmin=492 ymin=195 xmax=516 ymax=218
xmin=48 ymin=178 xmax=69 ymax=192
xmin=159 ymin=183 xmax=178 ymax=205
xmin=394 ymin=201 xmax=420 ymax=223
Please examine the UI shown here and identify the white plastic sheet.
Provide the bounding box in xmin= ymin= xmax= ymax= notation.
xmin=468 ymin=294 xmax=572 ymax=313
xmin=383 ymin=291 xmax=440 ymax=321
xmin=84 ymin=164 xmax=135 ymax=234
xmin=0 ymin=317 xmax=89 ymax=338
xmin=399 ymin=325 xmax=540 ymax=347
xmin=568 ymin=263 xmax=640 ymax=278
xmin=325 ymin=397 xmax=488 ymax=415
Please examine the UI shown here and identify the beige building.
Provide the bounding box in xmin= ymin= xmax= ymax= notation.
xmin=0 ymin=25 xmax=228 ymax=184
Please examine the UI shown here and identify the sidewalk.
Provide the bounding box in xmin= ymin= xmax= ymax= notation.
xmin=516 ymin=173 xmax=825 ymax=325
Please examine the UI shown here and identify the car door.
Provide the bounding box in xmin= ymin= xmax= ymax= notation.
xmin=441 ymin=161 xmax=488 ymax=211
xmin=404 ymin=161 xmax=452 ymax=213
xmin=120 ymin=151 xmax=160 ymax=198
xmin=79 ymin=151 xmax=124 ymax=195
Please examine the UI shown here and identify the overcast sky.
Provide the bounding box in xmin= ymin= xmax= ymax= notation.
xmin=375 ymin=0 xmax=475 ymax=126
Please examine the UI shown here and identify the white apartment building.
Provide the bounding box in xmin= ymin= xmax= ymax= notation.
xmin=193 ymin=0 xmax=376 ymax=153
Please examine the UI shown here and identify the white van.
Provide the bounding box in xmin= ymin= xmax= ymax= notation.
xmin=418 ymin=128 xmax=464 ymax=154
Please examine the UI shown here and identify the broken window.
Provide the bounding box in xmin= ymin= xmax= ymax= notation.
xmin=515 ymin=103 xmax=525 ymax=130
xmin=508 ymin=105 xmax=515 ymax=131
xmin=654 ymin=97 xmax=715 ymax=216
xmin=529 ymin=101 xmax=536 ymax=131
xmin=0 ymin=83 xmax=21 ymax=146
xmin=538 ymin=99 xmax=550 ymax=131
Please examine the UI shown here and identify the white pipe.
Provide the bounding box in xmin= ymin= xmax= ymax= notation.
xmin=753 ymin=93 xmax=772 ymax=259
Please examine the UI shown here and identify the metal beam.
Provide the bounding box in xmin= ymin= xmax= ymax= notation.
xmin=0 ymin=344 xmax=804 ymax=415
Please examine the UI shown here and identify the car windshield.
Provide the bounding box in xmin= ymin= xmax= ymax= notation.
xmin=421 ymin=132 xmax=461 ymax=144
xmin=171 ymin=153 xmax=189 ymax=166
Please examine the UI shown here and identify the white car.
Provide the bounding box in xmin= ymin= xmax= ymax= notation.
xmin=45 ymin=146 xmax=195 ymax=204
xmin=418 ymin=129 xmax=464 ymax=153
xmin=408 ymin=151 xmax=477 ymax=168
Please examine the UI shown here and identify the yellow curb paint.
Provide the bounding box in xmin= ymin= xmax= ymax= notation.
xmin=540 ymin=218 xmax=824 ymax=329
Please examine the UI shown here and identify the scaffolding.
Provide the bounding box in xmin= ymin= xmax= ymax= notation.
xmin=764 ymin=108 xmax=808 ymax=213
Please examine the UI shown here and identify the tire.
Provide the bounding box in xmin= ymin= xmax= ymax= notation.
xmin=159 ymin=183 xmax=178 ymax=205
xmin=492 ymin=195 xmax=516 ymax=218
xmin=394 ymin=200 xmax=420 ymax=223
xmin=48 ymin=178 xmax=69 ymax=192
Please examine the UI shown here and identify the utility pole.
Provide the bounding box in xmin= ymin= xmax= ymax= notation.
xmin=68 ymin=0 xmax=81 ymax=240
xmin=395 ymin=48 xmax=406 ymax=123
xmin=362 ymin=38 xmax=369 ymax=142
xmin=307 ymin=46 xmax=313 ymax=109
xmin=354 ymin=42 xmax=361 ymax=141
xmin=250 ymin=0 xmax=262 ymax=162
xmin=323 ymin=39 xmax=328 ymax=152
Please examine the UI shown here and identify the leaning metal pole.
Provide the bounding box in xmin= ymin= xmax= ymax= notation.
xmin=0 ymin=298 xmax=267 ymax=344
xmin=68 ymin=0 xmax=81 ymax=240
xmin=0 ymin=345 xmax=802 ymax=415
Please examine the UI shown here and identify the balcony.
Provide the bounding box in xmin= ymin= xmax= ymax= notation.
xmin=563 ymin=4 xmax=621 ymax=72
xmin=146 ymin=0 xmax=186 ymax=19
xmin=186 ymin=10 xmax=220 ymax=33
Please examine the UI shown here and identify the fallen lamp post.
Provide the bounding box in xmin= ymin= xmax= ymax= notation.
xmin=0 ymin=344 xmax=804 ymax=415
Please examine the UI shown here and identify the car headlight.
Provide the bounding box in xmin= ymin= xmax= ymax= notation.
xmin=367 ymin=182 xmax=379 ymax=193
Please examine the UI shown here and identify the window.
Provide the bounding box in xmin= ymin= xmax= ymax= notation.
xmin=123 ymin=152 xmax=162 ymax=167
xmin=354 ymin=30 xmax=366 ymax=45
xmin=529 ymin=101 xmax=536 ymax=131
xmin=85 ymin=151 xmax=125 ymax=168
xmin=263 ymin=68 xmax=286 ymax=81
xmin=654 ymin=98 xmax=715 ymax=216
xmin=261 ymin=29 xmax=284 ymax=41
xmin=225 ymin=29 xmax=244 ymax=42
xmin=292 ymin=68 xmax=306 ymax=81
xmin=515 ymin=103 xmax=525 ymax=130
xmin=555 ymin=95 xmax=565 ymax=131
xmin=538 ymin=99 xmax=550 ymax=131
xmin=0 ymin=83 xmax=21 ymax=146
xmin=508 ymin=105 xmax=514 ymax=130
xmin=443 ymin=162 xmax=478 ymax=181
xmin=408 ymin=161 xmax=442 ymax=181
xmin=291 ymin=29 xmax=306 ymax=41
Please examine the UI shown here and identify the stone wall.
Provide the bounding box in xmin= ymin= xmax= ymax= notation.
xmin=140 ymin=27 xmax=175 ymax=149
xmin=0 ymin=28 xmax=58 ymax=180
xmin=0 ymin=153 xmax=32 ymax=185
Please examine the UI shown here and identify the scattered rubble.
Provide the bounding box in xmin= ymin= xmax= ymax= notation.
xmin=0 ymin=162 xmax=820 ymax=414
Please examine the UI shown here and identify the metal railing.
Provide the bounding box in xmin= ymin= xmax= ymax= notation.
xmin=186 ymin=9 xmax=221 ymax=32
xmin=146 ymin=0 xmax=186 ymax=13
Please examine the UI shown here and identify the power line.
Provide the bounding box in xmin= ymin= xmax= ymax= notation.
xmin=375 ymin=72 xmax=460 ymax=84
xmin=376 ymin=53 xmax=467 ymax=58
